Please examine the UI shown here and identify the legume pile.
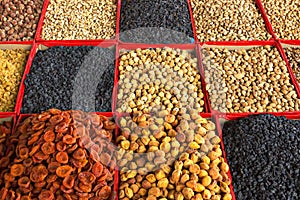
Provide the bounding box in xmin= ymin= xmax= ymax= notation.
xmin=202 ymin=46 xmax=300 ymax=113
xmin=41 ymin=0 xmax=117 ymax=40
xmin=0 ymin=0 xmax=43 ymax=41
xmin=21 ymin=46 xmax=115 ymax=113
xmin=0 ymin=49 xmax=30 ymax=112
xmin=120 ymin=0 xmax=194 ymax=43
xmin=0 ymin=109 xmax=116 ymax=200
xmin=117 ymin=111 xmax=232 ymax=200
xmin=285 ymin=47 xmax=300 ymax=85
xmin=261 ymin=0 xmax=300 ymax=40
xmin=191 ymin=0 xmax=271 ymax=42
xmin=222 ymin=114 xmax=300 ymax=200
xmin=117 ymin=48 xmax=205 ymax=114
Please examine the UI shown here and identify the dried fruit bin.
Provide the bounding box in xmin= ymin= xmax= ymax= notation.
xmin=116 ymin=111 xmax=235 ymax=200
xmin=0 ymin=0 xmax=45 ymax=43
xmin=35 ymin=0 xmax=119 ymax=43
xmin=114 ymin=43 xmax=210 ymax=114
xmin=280 ymin=41 xmax=300 ymax=86
xmin=199 ymin=40 xmax=300 ymax=115
xmin=0 ymin=43 xmax=33 ymax=115
xmin=258 ymin=0 xmax=300 ymax=41
xmin=10 ymin=111 xmax=119 ymax=200
xmin=15 ymin=40 xmax=117 ymax=115
xmin=119 ymin=0 xmax=196 ymax=44
xmin=189 ymin=0 xmax=275 ymax=43
xmin=216 ymin=112 xmax=300 ymax=200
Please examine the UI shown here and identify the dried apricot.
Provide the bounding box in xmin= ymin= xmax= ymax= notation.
xmin=73 ymin=148 xmax=86 ymax=160
xmin=43 ymin=130 xmax=55 ymax=142
xmin=10 ymin=164 xmax=25 ymax=177
xmin=78 ymin=172 xmax=96 ymax=184
xmin=41 ymin=142 xmax=55 ymax=155
xmin=56 ymin=141 xmax=66 ymax=151
xmin=97 ymin=185 xmax=111 ymax=199
xmin=63 ymin=135 xmax=76 ymax=145
xmin=62 ymin=175 xmax=75 ymax=189
xmin=38 ymin=190 xmax=54 ymax=200
xmin=56 ymin=152 xmax=69 ymax=164
xmin=56 ymin=165 xmax=73 ymax=178
xmin=92 ymin=162 xmax=104 ymax=178
xmin=30 ymin=165 xmax=48 ymax=182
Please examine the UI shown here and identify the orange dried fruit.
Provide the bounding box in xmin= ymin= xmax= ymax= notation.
xmin=49 ymin=108 xmax=62 ymax=115
xmin=73 ymin=148 xmax=86 ymax=160
xmin=55 ymin=122 xmax=68 ymax=133
xmin=92 ymin=162 xmax=103 ymax=178
xmin=56 ymin=165 xmax=73 ymax=178
xmin=19 ymin=147 xmax=29 ymax=159
xmin=56 ymin=141 xmax=66 ymax=151
xmin=29 ymin=144 xmax=40 ymax=156
xmin=62 ymin=135 xmax=76 ymax=145
xmin=37 ymin=112 xmax=51 ymax=122
xmin=78 ymin=172 xmax=96 ymax=184
xmin=62 ymin=175 xmax=75 ymax=189
xmin=23 ymin=158 xmax=33 ymax=167
xmin=41 ymin=142 xmax=55 ymax=155
xmin=38 ymin=190 xmax=54 ymax=200
xmin=43 ymin=130 xmax=55 ymax=142
xmin=32 ymin=122 xmax=45 ymax=131
xmin=48 ymin=162 xmax=61 ymax=173
xmin=30 ymin=165 xmax=48 ymax=182
xmin=56 ymin=152 xmax=69 ymax=164
xmin=28 ymin=135 xmax=39 ymax=146
xmin=10 ymin=164 xmax=25 ymax=177
xmin=49 ymin=115 xmax=64 ymax=125
xmin=34 ymin=180 xmax=46 ymax=188
xmin=98 ymin=185 xmax=111 ymax=199
xmin=78 ymin=182 xmax=92 ymax=193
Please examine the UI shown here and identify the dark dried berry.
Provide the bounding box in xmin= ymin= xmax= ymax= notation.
xmin=223 ymin=114 xmax=300 ymax=200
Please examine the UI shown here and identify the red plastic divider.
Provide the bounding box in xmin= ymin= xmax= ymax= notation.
xmin=279 ymin=40 xmax=300 ymax=46
xmin=15 ymin=40 xmax=117 ymax=115
xmin=198 ymin=40 xmax=300 ymax=115
xmin=35 ymin=0 xmax=118 ymax=43
xmin=186 ymin=0 xmax=198 ymax=44
xmin=213 ymin=113 xmax=237 ymax=200
xmin=116 ymin=0 xmax=121 ymax=43
xmin=0 ymin=43 xmax=34 ymax=116
xmin=275 ymin=41 xmax=300 ymax=97
xmin=115 ymin=43 xmax=210 ymax=114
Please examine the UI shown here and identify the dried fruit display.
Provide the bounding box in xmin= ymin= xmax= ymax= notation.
xmin=285 ymin=47 xmax=300 ymax=85
xmin=191 ymin=0 xmax=271 ymax=42
xmin=261 ymin=0 xmax=300 ymax=40
xmin=117 ymin=109 xmax=232 ymax=199
xmin=0 ymin=109 xmax=116 ymax=200
xmin=203 ymin=46 xmax=300 ymax=113
xmin=116 ymin=48 xmax=205 ymax=114
xmin=120 ymin=0 xmax=194 ymax=43
xmin=222 ymin=114 xmax=300 ymax=199
xmin=41 ymin=0 xmax=117 ymax=40
xmin=21 ymin=46 xmax=115 ymax=113
xmin=0 ymin=0 xmax=43 ymax=41
xmin=0 ymin=49 xmax=30 ymax=112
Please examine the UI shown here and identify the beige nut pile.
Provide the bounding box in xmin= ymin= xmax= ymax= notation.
xmin=191 ymin=0 xmax=271 ymax=42
xmin=41 ymin=0 xmax=117 ymax=40
xmin=261 ymin=0 xmax=300 ymax=40
xmin=117 ymin=109 xmax=232 ymax=200
xmin=117 ymin=48 xmax=205 ymax=114
xmin=285 ymin=47 xmax=300 ymax=85
xmin=203 ymin=46 xmax=300 ymax=113
xmin=0 ymin=49 xmax=29 ymax=112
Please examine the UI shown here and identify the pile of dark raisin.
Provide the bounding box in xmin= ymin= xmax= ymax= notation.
xmin=120 ymin=0 xmax=194 ymax=43
xmin=21 ymin=46 xmax=115 ymax=113
xmin=222 ymin=114 xmax=300 ymax=200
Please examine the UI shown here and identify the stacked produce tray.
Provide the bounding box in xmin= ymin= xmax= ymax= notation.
xmin=0 ymin=0 xmax=299 ymax=199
